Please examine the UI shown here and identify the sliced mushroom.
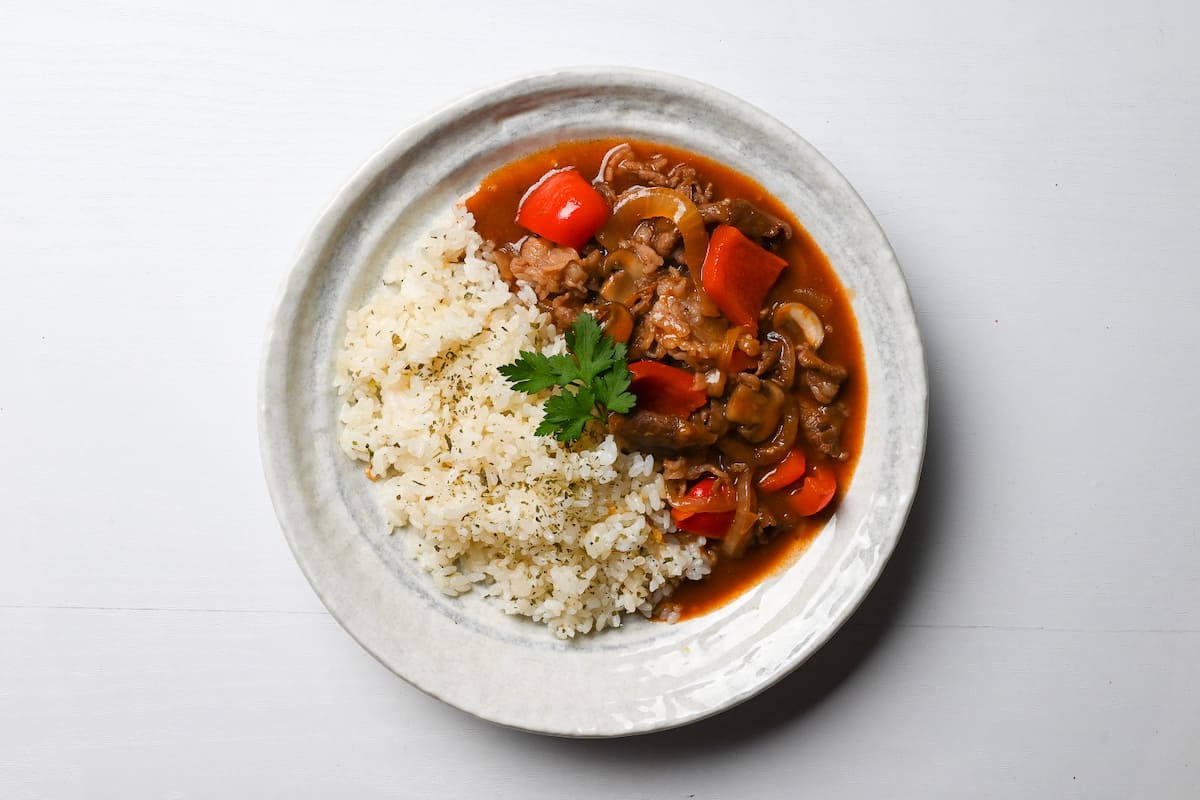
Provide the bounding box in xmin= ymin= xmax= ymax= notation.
xmin=599 ymin=270 xmax=639 ymax=305
xmin=725 ymin=376 xmax=785 ymax=443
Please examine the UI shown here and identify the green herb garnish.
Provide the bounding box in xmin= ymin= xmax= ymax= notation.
xmin=499 ymin=314 xmax=636 ymax=443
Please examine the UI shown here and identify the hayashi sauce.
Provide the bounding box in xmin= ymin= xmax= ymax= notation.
xmin=467 ymin=138 xmax=865 ymax=620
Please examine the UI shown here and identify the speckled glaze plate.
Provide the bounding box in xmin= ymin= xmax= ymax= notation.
xmin=259 ymin=68 xmax=927 ymax=737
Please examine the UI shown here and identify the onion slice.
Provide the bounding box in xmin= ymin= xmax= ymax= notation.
xmin=773 ymin=302 xmax=825 ymax=350
xmin=595 ymin=187 xmax=709 ymax=270
xmin=670 ymin=488 xmax=738 ymax=517
xmin=720 ymin=466 xmax=758 ymax=558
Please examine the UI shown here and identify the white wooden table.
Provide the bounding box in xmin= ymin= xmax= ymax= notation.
xmin=3 ymin=2 xmax=1198 ymax=797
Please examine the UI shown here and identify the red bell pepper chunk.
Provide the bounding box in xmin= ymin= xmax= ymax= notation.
xmin=757 ymin=448 xmax=807 ymax=494
xmin=628 ymin=361 xmax=707 ymax=416
xmin=516 ymin=168 xmax=610 ymax=250
xmin=675 ymin=509 xmax=735 ymax=537
xmin=700 ymin=225 xmax=788 ymax=334
xmin=671 ymin=477 xmax=734 ymax=538
xmin=785 ymin=464 xmax=837 ymax=517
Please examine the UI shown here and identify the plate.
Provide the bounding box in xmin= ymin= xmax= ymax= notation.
xmin=258 ymin=67 xmax=927 ymax=736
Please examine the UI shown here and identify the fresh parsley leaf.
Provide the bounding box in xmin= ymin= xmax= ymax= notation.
xmin=497 ymin=351 xmax=561 ymax=394
xmin=537 ymin=386 xmax=597 ymax=443
xmin=546 ymin=353 xmax=580 ymax=385
xmin=564 ymin=313 xmax=602 ymax=382
xmin=499 ymin=314 xmax=636 ymax=443
xmin=592 ymin=368 xmax=636 ymax=414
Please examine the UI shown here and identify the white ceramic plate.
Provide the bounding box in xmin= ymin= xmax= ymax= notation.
xmin=259 ymin=68 xmax=927 ymax=737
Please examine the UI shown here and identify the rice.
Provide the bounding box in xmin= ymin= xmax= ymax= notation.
xmin=334 ymin=207 xmax=710 ymax=638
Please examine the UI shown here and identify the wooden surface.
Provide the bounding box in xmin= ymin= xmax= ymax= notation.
xmin=2 ymin=1 xmax=1198 ymax=797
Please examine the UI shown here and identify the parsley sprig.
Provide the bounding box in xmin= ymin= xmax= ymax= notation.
xmin=499 ymin=314 xmax=636 ymax=443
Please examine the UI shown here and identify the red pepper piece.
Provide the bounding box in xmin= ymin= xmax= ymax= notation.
xmin=700 ymin=225 xmax=788 ymax=334
xmin=757 ymin=448 xmax=807 ymax=494
xmin=671 ymin=477 xmax=735 ymax=538
xmin=628 ymin=361 xmax=707 ymax=416
xmin=516 ymin=168 xmax=610 ymax=250
xmin=785 ymin=464 xmax=837 ymax=517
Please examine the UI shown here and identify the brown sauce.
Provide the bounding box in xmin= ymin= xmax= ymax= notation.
xmin=466 ymin=138 xmax=866 ymax=620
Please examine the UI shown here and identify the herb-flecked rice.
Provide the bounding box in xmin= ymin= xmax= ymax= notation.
xmin=334 ymin=207 xmax=710 ymax=637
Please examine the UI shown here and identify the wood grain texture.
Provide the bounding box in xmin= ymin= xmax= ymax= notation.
xmin=2 ymin=0 xmax=1198 ymax=796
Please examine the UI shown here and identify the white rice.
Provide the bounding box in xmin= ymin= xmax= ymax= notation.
xmin=334 ymin=207 xmax=710 ymax=638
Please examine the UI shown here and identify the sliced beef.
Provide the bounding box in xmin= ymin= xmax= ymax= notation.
xmin=698 ymin=198 xmax=792 ymax=243
xmin=803 ymin=370 xmax=843 ymax=405
xmin=794 ymin=340 xmax=847 ymax=403
xmin=616 ymin=153 xmax=673 ymax=187
xmin=628 ymin=241 xmax=664 ymax=271
xmin=634 ymin=292 xmax=689 ymax=359
xmin=631 ymin=217 xmax=681 ymax=261
xmin=661 ymin=162 xmax=714 ymax=205
xmin=509 ymin=236 xmax=587 ymax=297
xmin=489 ymin=247 xmax=516 ymax=283
xmin=545 ymin=292 xmax=585 ymax=332
xmin=608 ymin=409 xmax=717 ymax=457
xmin=509 ymin=238 xmax=606 ymax=330
xmin=603 ymin=146 xmax=714 ymax=204
xmin=797 ymin=398 xmax=848 ymax=460
xmin=662 ymin=456 xmax=729 ymax=483
xmin=628 ymin=269 xmax=731 ymax=369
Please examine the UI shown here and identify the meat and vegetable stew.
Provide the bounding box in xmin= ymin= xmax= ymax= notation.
xmin=470 ymin=139 xmax=865 ymax=619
